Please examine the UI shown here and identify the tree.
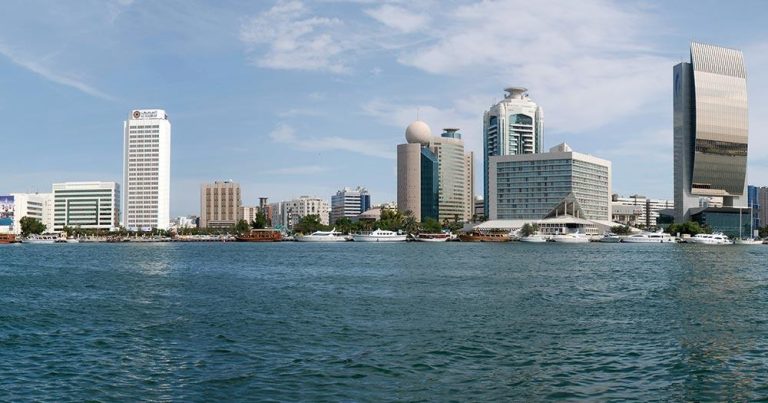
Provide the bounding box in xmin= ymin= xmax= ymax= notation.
xmin=402 ymin=210 xmax=419 ymax=235
xmin=19 ymin=216 xmax=46 ymax=237
xmin=334 ymin=217 xmax=353 ymax=234
xmin=520 ymin=223 xmax=539 ymax=237
xmin=420 ymin=217 xmax=442 ymax=233
xmin=251 ymin=211 xmax=268 ymax=229
xmin=610 ymin=225 xmax=632 ymax=235
xmin=378 ymin=208 xmax=404 ymax=231
xmin=667 ymin=221 xmax=708 ymax=236
xmin=295 ymin=214 xmax=325 ymax=234
xmin=234 ymin=219 xmax=251 ymax=235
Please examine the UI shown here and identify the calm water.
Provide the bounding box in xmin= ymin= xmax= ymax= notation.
xmin=1 ymin=242 xmax=768 ymax=401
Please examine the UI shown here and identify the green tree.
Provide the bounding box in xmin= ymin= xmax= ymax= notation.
xmin=760 ymin=226 xmax=768 ymax=239
xmin=295 ymin=214 xmax=325 ymax=234
xmin=520 ymin=223 xmax=540 ymax=237
xmin=334 ymin=217 xmax=353 ymax=234
xmin=610 ymin=225 xmax=632 ymax=235
xmin=667 ymin=221 xmax=708 ymax=236
xmin=378 ymin=208 xmax=404 ymax=231
xmin=19 ymin=216 xmax=46 ymax=237
xmin=251 ymin=211 xmax=268 ymax=229
xmin=420 ymin=217 xmax=442 ymax=233
xmin=402 ymin=210 xmax=419 ymax=235
xmin=234 ymin=219 xmax=251 ymax=235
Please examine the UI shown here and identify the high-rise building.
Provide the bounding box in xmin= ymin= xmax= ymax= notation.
xmin=123 ymin=109 xmax=171 ymax=231
xmin=53 ymin=182 xmax=120 ymax=231
xmin=465 ymin=152 xmax=475 ymax=222
xmin=397 ymin=121 xmax=439 ymax=222
xmin=330 ymin=187 xmax=371 ymax=224
xmin=0 ymin=193 xmax=54 ymax=234
xmin=200 ymin=180 xmax=242 ymax=228
xmin=488 ymin=143 xmax=611 ymax=222
xmin=747 ymin=185 xmax=761 ymax=231
xmin=430 ymin=129 xmax=470 ymax=223
xmin=673 ymin=42 xmax=748 ymax=232
xmin=483 ymin=87 xmax=543 ymax=214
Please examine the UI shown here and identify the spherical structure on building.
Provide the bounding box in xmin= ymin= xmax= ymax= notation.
xmin=405 ymin=120 xmax=433 ymax=145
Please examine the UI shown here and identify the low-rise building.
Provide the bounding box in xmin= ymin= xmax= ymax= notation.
xmin=200 ymin=180 xmax=241 ymax=228
xmin=611 ymin=194 xmax=673 ymax=228
xmin=330 ymin=187 xmax=371 ymax=224
xmin=0 ymin=193 xmax=55 ymax=234
xmin=53 ymin=182 xmax=120 ymax=231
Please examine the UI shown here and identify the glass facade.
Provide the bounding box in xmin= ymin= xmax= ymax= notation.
xmin=748 ymin=185 xmax=760 ymax=230
xmin=691 ymin=208 xmax=751 ymax=238
xmin=420 ymin=148 xmax=439 ymax=221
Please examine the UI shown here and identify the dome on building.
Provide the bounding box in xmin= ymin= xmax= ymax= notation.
xmin=405 ymin=120 xmax=433 ymax=145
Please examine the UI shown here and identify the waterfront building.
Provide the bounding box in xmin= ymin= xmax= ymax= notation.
xmin=397 ymin=121 xmax=439 ymax=221
xmin=757 ymin=187 xmax=768 ymax=229
xmin=611 ymin=204 xmax=643 ymax=227
xmin=53 ymin=182 xmax=120 ymax=232
xmin=673 ymin=42 xmax=748 ymax=235
xmin=483 ymin=87 xmax=543 ymax=213
xmin=330 ymin=187 xmax=371 ymax=224
xmin=747 ymin=185 xmax=761 ymax=230
xmin=200 ymin=180 xmax=241 ymax=228
xmin=611 ymin=194 xmax=674 ymax=228
xmin=0 ymin=193 xmax=54 ymax=234
xmin=431 ymin=128 xmax=472 ymax=223
xmin=273 ymin=196 xmax=330 ymax=229
xmin=488 ymin=143 xmax=611 ymax=222
xmin=239 ymin=206 xmax=260 ymax=224
xmin=473 ymin=196 xmax=484 ymax=221
xmin=123 ymin=109 xmax=171 ymax=231
xmin=465 ymin=152 xmax=475 ymax=221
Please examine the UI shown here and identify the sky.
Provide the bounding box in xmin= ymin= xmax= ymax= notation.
xmin=2 ymin=0 xmax=768 ymax=216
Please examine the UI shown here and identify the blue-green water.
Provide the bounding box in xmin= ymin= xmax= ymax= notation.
xmin=2 ymin=242 xmax=768 ymax=401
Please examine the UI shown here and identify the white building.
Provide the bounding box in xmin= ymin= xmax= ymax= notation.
xmin=488 ymin=143 xmax=611 ymax=222
xmin=239 ymin=206 xmax=260 ymax=224
xmin=612 ymin=194 xmax=674 ymax=228
xmin=273 ymin=196 xmax=330 ymax=229
xmin=431 ymin=128 xmax=473 ymax=223
xmin=483 ymin=87 xmax=543 ymax=213
xmin=53 ymin=182 xmax=120 ymax=231
xmin=0 ymin=193 xmax=54 ymax=234
xmin=123 ymin=109 xmax=171 ymax=231
xmin=330 ymin=187 xmax=371 ymax=224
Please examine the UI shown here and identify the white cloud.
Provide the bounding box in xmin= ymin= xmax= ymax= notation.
xmin=364 ymin=5 xmax=429 ymax=33
xmin=239 ymin=1 xmax=347 ymax=73
xmin=269 ymin=124 xmax=395 ymax=159
xmin=0 ymin=42 xmax=114 ymax=100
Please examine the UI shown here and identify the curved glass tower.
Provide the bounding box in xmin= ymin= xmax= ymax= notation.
xmin=674 ymin=42 xmax=748 ymax=222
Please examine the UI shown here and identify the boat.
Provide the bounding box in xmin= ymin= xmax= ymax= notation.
xmin=63 ymin=238 xmax=81 ymax=243
xmin=598 ymin=233 xmax=623 ymax=243
xmin=733 ymin=238 xmax=763 ymax=245
xmin=519 ymin=234 xmax=548 ymax=243
xmin=295 ymin=228 xmax=349 ymax=242
xmin=687 ymin=233 xmax=730 ymax=245
xmin=414 ymin=233 xmax=451 ymax=242
xmin=23 ymin=234 xmax=60 ymax=244
xmin=458 ymin=230 xmax=512 ymax=242
xmin=351 ymin=229 xmax=407 ymax=242
xmin=0 ymin=233 xmax=17 ymax=244
xmin=552 ymin=231 xmax=590 ymax=243
xmin=235 ymin=229 xmax=282 ymax=242
xmin=622 ymin=230 xmax=675 ymax=243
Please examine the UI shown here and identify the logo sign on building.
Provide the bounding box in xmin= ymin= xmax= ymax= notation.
xmin=0 ymin=195 xmax=14 ymax=227
xmin=131 ymin=110 xmax=167 ymax=120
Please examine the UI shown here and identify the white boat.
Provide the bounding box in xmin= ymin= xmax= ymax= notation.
xmin=64 ymin=238 xmax=81 ymax=243
xmin=519 ymin=234 xmax=548 ymax=243
xmin=552 ymin=232 xmax=590 ymax=244
xmin=622 ymin=230 xmax=675 ymax=243
xmin=351 ymin=229 xmax=407 ymax=242
xmin=414 ymin=233 xmax=450 ymax=242
xmin=598 ymin=233 xmax=623 ymax=243
xmin=295 ymin=228 xmax=349 ymax=242
xmin=733 ymin=238 xmax=763 ymax=245
xmin=23 ymin=234 xmax=60 ymax=244
xmin=687 ymin=233 xmax=730 ymax=245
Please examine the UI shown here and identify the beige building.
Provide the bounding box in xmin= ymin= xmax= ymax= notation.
xmin=397 ymin=142 xmax=426 ymax=220
xmin=430 ymin=128 xmax=473 ymax=223
xmin=200 ymin=180 xmax=241 ymax=228
xmin=239 ymin=205 xmax=260 ymax=224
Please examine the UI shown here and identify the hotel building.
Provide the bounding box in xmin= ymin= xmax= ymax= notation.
xmin=330 ymin=187 xmax=371 ymax=224
xmin=53 ymin=182 xmax=120 ymax=231
xmin=488 ymin=143 xmax=611 ymax=222
xmin=673 ymin=42 xmax=749 ymax=236
xmin=483 ymin=87 xmax=543 ymax=213
xmin=200 ymin=180 xmax=242 ymax=228
xmin=123 ymin=109 xmax=171 ymax=231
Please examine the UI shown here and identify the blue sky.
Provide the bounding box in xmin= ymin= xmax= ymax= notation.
xmin=2 ymin=0 xmax=768 ymax=216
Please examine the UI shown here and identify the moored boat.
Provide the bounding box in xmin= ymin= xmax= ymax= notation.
xmin=414 ymin=233 xmax=450 ymax=242
xmin=23 ymin=234 xmax=60 ymax=244
xmin=598 ymin=233 xmax=623 ymax=243
xmin=733 ymin=238 xmax=763 ymax=245
xmin=295 ymin=228 xmax=349 ymax=242
xmin=458 ymin=230 xmax=512 ymax=242
xmin=519 ymin=234 xmax=548 ymax=243
xmin=552 ymin=231 xmax=590 ymax=244
xmin=686 ymin=233 xmax=730 ymax=245
xmin=351 ymin=229 xmax=406 ymax=242
xmin=0 ymin=233 xmax=17 ymax=244
xmin=235 ymin=229 xmax=282 ymax=242
xmin=622 ymin=230 xmax=675 ymax=243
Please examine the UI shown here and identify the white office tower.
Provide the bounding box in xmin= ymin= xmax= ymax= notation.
xmin=53 ymin=182 xmax=120 ymax=231
xmin=123 ymin=109 xmax=171 ymax=231
xmin=483 ymin=87 xmax=543 ymax=213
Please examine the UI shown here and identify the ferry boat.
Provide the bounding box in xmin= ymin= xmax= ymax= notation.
xmin=552 ymin=232 xmax=590 ymax=244
xmin=351 ymin=229 xmax=407 ymax=242
xmin=23 ymin=234 xmax=60 ymax=244
xmin=687 ymin=233 xmax=730 ymax=245
xmin=519 ymin=234 xmax=548 ymax=243
xmin=0 ymin=233 xmax=17 ymax=244
xmin=622 ymin=230 xmax=675 ymax=243
xmin=235 ymin=229 xmax=282 ymax=242
xmin=458 ymin=230 xmax=512 ymax=242
xmin=414 ymin=233 xmax=451 ymax=242
xmin=295 ymin=228 xmax=349 ymax=242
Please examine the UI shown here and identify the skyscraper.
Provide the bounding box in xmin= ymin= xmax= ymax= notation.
xmin=397 ymin=121 xmax=439 ymax=222
xmin=673 ymin=42 xmax=749 ymax=233
xmin=431 ymin=128 xmax=472 ymax=223
xmin=330 ymin=187 xmax=371 ymax=224
xmin=200 ymin=180 xmax=242 ymax=228
xmin=483 ymin=87 xmax=543 ymax=214
xmin=123 ymin=109 xmax=171 ymax=231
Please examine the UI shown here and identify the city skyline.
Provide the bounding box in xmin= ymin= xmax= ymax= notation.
xmin=2 ymin=1 xmax=768 ymax=216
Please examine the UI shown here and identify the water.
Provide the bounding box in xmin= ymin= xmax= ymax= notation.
xmin=2 ymin=242 xmax=768 ymax=401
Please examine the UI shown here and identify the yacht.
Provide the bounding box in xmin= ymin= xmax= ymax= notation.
xmin=687 ymin=233 xmax=730 ymax=245
xmin=414 ymin=233 xmax=451 ymax=242
xmin=351 ymin=229 xmax=407 ymax=242
xmin=519 ymin=234 xmax=548 ymax=243
xmin=552 ymin=232 xmax=590 ymax=244
xmin=622 ymin=230 xmax=675 ymax=243
xmin=733 ymin=238 xmax=763 ymax=245
xmin=23 ymin=234 xmax=60 ymax=244
xmin=598 ymin=233 xmax=623 ymax=243
xmin=295 ymin=228 xmax=349 ymax=242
